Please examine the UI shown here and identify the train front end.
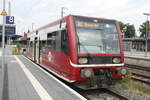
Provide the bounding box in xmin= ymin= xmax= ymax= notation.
xmin=68 ymin=16 xmax=127 ymax=89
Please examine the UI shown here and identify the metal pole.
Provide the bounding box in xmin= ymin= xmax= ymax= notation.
xmin=145 ymin=16 xmax=148 ymax=57
xmin=61 ymin=7 xmax=68 ymax=19
xmin=61 ymin=7 xmax=63 ymax=19
xmin=32 ymin=23 xmax=34 ymax=31
xmin=2 ymin=0 xmax=6 ymax=69
xmin=9 ymin=1 xmax=11 ymax=16
xmin=143 ymin=13 xmax=150 ymax=57
xmin=60 ymin=7 xmax=65 ymax=28
xmin=8 ymin=1 xmax=11 ymax=45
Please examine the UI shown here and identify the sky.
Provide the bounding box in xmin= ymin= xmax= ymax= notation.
xmin=0 ymin=0 xmax=150 ymax=36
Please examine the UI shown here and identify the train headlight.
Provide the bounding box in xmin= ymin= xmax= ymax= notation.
xmin=117 ymin=68 xmax=127 ymax=75
xmin=78 ymin=58 xmax=88 ymax=64
xmin=113 ymin=57 xmax=121 ymax=64
xmin=81 ymin=69 xmax=93 ymax=78
xmin=120 ymin=68 xmax=127 ymax=75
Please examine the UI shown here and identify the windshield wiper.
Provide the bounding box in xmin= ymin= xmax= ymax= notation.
xmin=76 ymin=34 xmax=81 ymax=52
xmin=95 ymin=28 xmax=104 ymax=31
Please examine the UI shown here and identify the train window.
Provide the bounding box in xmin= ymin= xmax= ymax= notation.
xmin=47 ymin=40 xmax=52 ymax=49
xmin=27 ymin=40 xmax=30 ymax=51
xmin=40 ymin=40 xmax=46 ymax=54
xmin=52 ymin=32 xmax=57 ymax=50
xmin=30 ymin=41 xmax=33 ymax=53
xmin=47 ymin=32 xmax=53 ymax=50
xmin=47 ymin=31 xmax=58 ymax=50
xmin=61 ymin=30 xmax=69 ymax=55
xmin=30 ymin=41 xmax=33 ymax=47
xmin=47 ymin=33 xmax=52 ymax=39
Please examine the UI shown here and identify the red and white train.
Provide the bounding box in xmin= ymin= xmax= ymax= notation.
xmin=25 ymin=15 xmax=127 ymax=89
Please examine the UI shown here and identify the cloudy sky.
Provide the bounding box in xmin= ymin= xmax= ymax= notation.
xmin=0 ymin=0 xmax=150 ymax=36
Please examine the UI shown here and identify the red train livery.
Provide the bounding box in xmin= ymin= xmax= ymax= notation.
xmin=25 ymin=15 xmax=127 ymax=89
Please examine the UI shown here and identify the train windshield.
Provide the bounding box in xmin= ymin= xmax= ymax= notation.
xmin=74 ymin=17 xmax=120 ymax=54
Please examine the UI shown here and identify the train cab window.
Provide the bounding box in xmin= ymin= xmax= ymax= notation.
xmin=61 ymin=30 xmax=69 ymax=55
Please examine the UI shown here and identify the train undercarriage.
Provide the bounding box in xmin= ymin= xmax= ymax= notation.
xmin=74 ymin=69 xmax=118 ymax=89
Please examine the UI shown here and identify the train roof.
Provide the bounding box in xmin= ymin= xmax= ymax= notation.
xmin=72 ymin=15 xmax=117 ymax=21
xmin=27 ymin=15 xmax=117 ymax=35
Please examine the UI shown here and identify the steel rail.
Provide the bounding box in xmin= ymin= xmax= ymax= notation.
xmin=132 ymin=77 xmax=150 ymax=85
xmin=125 ymin=64 xmax=150 ymax=72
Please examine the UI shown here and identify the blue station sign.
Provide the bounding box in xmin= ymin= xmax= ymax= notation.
xmin=0 ymin=25 xmax=16 ymax=36
xmin=6 ymin=16 xmax=14 ymax=24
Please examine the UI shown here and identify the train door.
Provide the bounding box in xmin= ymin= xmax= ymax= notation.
xmin=55 ymin=29 xmax=70 ymax=75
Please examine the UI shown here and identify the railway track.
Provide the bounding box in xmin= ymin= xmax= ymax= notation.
xmin=132 ymin=73 xmax=150 ymax=85
xmin=76 ymin=88 xmax=129 ymax=100
xmin=125 ymin=64 xmax=150 ymax=85
xmin=125 ymin=64 xmax=150 ymax=72
xmin=105 ymin=89 xmax=129 ymax=100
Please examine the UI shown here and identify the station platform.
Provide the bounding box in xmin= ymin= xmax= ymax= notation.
xmin=124 ymin=51 xmax=150 ymax=67
xmin=0 ymin=46 xmax=87 ymax=100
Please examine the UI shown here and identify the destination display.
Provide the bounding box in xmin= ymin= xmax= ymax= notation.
xmin=75 ymin=21 xmax=99 ymax=28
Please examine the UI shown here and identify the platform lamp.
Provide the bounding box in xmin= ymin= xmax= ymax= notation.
xmin=143 ymin=13 xmax=150 ymax=57
xmin=61 ymin=7 xmax=68 ymax=19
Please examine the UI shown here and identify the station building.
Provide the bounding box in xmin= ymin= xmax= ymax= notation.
xmin=123 ymin=38 xmax=150 ymax=52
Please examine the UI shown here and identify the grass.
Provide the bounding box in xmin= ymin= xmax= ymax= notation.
xmin=120 ymin=72 xmax=150 ymax=98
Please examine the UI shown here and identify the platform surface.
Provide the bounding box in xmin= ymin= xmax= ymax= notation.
xmin=0 ymin=46 xmax=86 ymax=100
xmin=125 ymin=51 xmax=150 ymax=60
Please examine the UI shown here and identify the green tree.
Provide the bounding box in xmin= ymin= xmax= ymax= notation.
xmin=125 ymin=24 xmax=136 ymax=38
xmin=119 ymin=22 xmax=136 ymax=38
xmin=119 ymin=21 xmax=126 ymax=33
xmin=139 ymin=21 xmax=150 ymax=37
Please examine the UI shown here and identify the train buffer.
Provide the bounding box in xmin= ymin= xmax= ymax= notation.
xmin=0 ymin=46 xmax=87 ymax=100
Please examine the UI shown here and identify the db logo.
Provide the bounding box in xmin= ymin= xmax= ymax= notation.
xmin=48 ymin=52 xmax=52 ymax=61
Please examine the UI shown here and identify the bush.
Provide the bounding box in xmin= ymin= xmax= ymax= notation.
xmin=16 ymin=43 xmax=22 ymax=51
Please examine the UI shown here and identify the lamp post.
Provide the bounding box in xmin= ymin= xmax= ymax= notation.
xmin=60 ymin=7 xmax=67 ymax=28
xmin=8 ymin=0 xmax=11 ymax=45
xmin=143 ymin=13 xmax=150 ymax=57
xmin=1 ymin=0 xmax=6 ymax=69
xmin=8 ymin=1 xmax=11 ymax=16
xmin=61 ymin=7 xmax=67 ymax=19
